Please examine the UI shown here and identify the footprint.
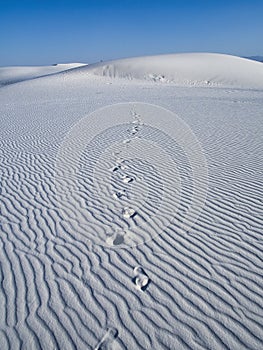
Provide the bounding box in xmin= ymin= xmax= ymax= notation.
xmin=133 ymin=266 xmax=150 ymax=291
xmin=109 ymin=158 xmax=128 ymax=173
xmin=134 ymin=266 xmax=144 ymax=274
xmin=131 ymin=111 xmax=141 ymax=121
xmin=116 ymin=158 xmax=128 ymax=170
xmin=112 ymin=190 xmax=126 ymax=199
xmin=106 ymin=233 xmax=124 ymax=246
xmin=121 ymin=175 xmax=134 ymax=183
xmin=132 ymin=125 xmax=139 ymax=134
xmin=94 ymin=327 xmax=118 ymax=350
xmin=109 ymin=165 xmax=120 ymax=172
xmin=123 ymin=207 xmax=136 ymax=219
xmin=116 ymin=157 xmax=124 ymax=164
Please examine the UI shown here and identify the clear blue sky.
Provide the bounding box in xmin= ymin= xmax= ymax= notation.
xmin=0 ymin=0 xmax=262 ymax=66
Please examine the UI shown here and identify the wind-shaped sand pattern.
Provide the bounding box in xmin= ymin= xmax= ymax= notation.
xmin=55 ymin=102 xmax=207 ymax=250
xmin=2 ymin=59 xmax=262 ymax=350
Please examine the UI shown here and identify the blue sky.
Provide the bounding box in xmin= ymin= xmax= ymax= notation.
xmin=0 ymin=0 xmax=262 ymax=66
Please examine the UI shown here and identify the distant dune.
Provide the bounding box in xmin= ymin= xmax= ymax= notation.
xmin=0 ymin=63 xmax=85 ymax=86
xmin=1 ymin=54 xmax=263 ymax=89
xmin=73 ymin=53 xmax=263 ymax=88
xmin=246 ymin=56 xmax=263 ymax=63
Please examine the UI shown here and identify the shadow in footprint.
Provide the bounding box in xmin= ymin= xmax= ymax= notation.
xmin=123 ymin=207 xmax=136 ymax=219
xmin=113 ymin=234 xmax=124 ymax=245
xmin=106 ymin=233 xmax=124 ymax=246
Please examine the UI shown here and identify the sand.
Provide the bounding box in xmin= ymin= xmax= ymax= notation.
xmin=0 ymin=53 xmax=263 ymax=349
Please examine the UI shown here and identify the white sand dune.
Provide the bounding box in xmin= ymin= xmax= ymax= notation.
xmin=0 ymin=53 xmax=263 ymax=349
xmin=0 ymin=63 xmax=86 ymax=87
xmin=74 ymin=53 xmax=263 ymax=88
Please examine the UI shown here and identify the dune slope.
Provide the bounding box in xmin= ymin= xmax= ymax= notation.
xmin=75 ymin=53 xmax=263 ymax=88
xmin=0 ymin=63 xmax=86 ymax=87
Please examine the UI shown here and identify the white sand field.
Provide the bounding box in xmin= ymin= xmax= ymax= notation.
xmin=0 ymin=53 xmax=263 ymax=349
xmin=0 ymin=63 xmax=85 ymax=87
